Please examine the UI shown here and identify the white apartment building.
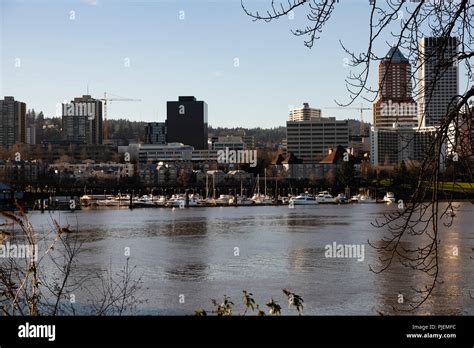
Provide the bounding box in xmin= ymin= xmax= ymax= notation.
xmin=289 ymin=103 xmax=322 ymax=121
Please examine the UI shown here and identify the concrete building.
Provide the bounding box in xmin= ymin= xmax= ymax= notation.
xmin=372 ymin=47 xmax=418 ymax=128
xmin=0 ymin=96 xmax=26 ymax=146
xmin=62 ymin=95 xmax=103 ymax=144
xmin=418 ymin=37 xmax=459 ymax=127
xmin=26 ymin=126 xmax=36 ymax=145
xmin=137 ymin=143 xmax=217 ymax=164
xmin=166 ymin=96 xmax=208 ymax=149
xmin=211 ymin=135 xmax=245 ymax=151
xmin=286 ymin=116 xmax=350 ymax=163
xmin=370 ymin=126 xmax=440 ymax=167
xmin=289 ymin=103 xmax=322 ymax=121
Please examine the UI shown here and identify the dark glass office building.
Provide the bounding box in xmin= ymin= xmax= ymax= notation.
xmin=145 ymin=122 xmax=167 ymax=144
xmin=166 ymin=96 xmax=208 ymax=150
xmin=0 ymin=96 xmax=26 ymax=146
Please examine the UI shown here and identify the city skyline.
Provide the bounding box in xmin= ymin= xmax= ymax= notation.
xmin=2 ymin=0 xmax=471 ymax=128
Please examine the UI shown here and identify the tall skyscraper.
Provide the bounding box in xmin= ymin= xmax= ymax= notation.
xmin=418 ymin=37 xmax=459 ymax=127
xmin=0 ymin=96 xmax=26 ymax=147
xmin=289 ymin=103 xmax=322 ymax=122
xmin=166 ymin=96 xmax=208 ymax=150
xmin=372 ymin=47 xmax=418 ymax=128
xmin=62 ymin=95 xmax=103 ymax=144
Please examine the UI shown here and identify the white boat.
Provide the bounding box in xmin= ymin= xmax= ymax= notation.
xmin=166 ymin=194 xmax=185 ymax=207
xmin=133 ymin=195 xmax=166 ymax=208
xmin=251 ymin=173 xmax=273 ymax=205
xmin=383 ymin=192 xmax=396 ymax=203
xmin=97 ymin=194 xmax=130 ymax=207
xmin=215 ymin=194 xmax=233 ymax=206
xmin=350 ymin=194 xmax=361 ymax=203
xmin=358 ymin=195 xmax=377 ymax=204
xmin=289 ymin=193 xmax=319 ymax=205
xmin=80 ymin=195 xmax=92 ymax=206
xmin=155 ymin=195 xmax=167 ymax=206
xmin=335 ymin=193 xmax=349 ymax=204
xmin=236 ymin=196 xmax=254 ymax=206
xmin=167 ymin=194 xmax=201 ymax=207
xmin=315 ymin=191 xmax=337 ymax=204
xmin=251 ymin=193 xmax=273 ymax=205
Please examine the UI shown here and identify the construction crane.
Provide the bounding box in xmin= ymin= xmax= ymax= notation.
xmin=100 ymin=92 xmax=141 ymax=142
xmin=325 ymin=104 xmax=371 ymax=136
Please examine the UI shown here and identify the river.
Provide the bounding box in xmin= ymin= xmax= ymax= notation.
xmin=21 ymin=202 xmax=474 ymax=315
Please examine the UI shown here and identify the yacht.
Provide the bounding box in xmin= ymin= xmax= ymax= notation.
xmin=289 ymin=193 xmax=319 ymax=205
xmin=383 ymin=192 xmax=396 ymax=203
xmin=358 ymin=195 xmax=377 ymax=204
xmin=236 ymin=196 xmax=254 ymax=206
xmin=166 ymin=194 xmax=185 ymax=207
xmin=155 ymin=195 xmax=167 ymax=206
xmin=215 ymin=194 xmax=233 ymax=206
xmin=132 ymin=194 xmax=161 ymax=208
xmin=350 ymin=194 xmax=361 ymax=203
xmin=251 ymin=193 xmax=273 ymax=205
xmin=315 ymin=191 xmax=337 ymax=204
xmin=97 ymin=194 xmax=130 ymax=207
xmin=335 ymin=193 xmax=349 ymax=204
xmin=167 ymin=194 xmax=202 ymax=207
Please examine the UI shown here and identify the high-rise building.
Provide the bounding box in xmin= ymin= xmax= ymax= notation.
xmin=61 ymin=95 xmax=103 ymax=144
xmin=145 ymin=122 xmax=167 ymax=144
xmin=287 ymin=116 xmax=349 ymax=163
xmin=370 ymin=126 xmax=440 ymax=167
xmin=26 ymin=109 xmax=36 ymax=145
xmin=372 ymin=47 xmax=418 ymax=128
xmin=166 ymin=96 xmax=208 ymax=150
xmin=0 ymin=96 xmax=26 ymax=146
xmin=418 ymin=37 xmax=459 ymax=127
xmin=289 ymin=103 xmax=322 ymax=122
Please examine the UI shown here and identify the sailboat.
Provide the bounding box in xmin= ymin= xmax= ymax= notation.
xmin=237 ymin=179 xmax=254 ymax=205
xmin=251 ymin=173 xmax=273 ymax=205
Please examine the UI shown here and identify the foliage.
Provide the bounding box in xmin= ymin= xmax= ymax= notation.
xmin=195 ymin=289 xmax=303 ymax=316
xmin=0 ymin=202 xmax=144 ymax=316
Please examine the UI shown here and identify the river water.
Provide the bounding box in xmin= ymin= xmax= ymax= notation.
xmin=22 ymin=203 xmax=474 ymax=315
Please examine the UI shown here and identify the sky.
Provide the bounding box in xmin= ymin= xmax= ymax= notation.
xmin=0 ymin=0 xmax=469 ymax=128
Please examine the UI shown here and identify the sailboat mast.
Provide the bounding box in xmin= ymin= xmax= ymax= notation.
xmin=264 ymin=171 xmax=267 ymax=197
xmin=257 ymin=174 xmax=260 ymax=196
xmin=213 ymin=174 xmax=215 ymax=199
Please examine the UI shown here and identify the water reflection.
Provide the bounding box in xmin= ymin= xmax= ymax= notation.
xmin=164 ymin=263 xmax=209 ymax=281
xmin=288 ymin=248 xmax=323 ymax=273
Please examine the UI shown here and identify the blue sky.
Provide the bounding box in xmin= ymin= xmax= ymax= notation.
xmin=0 ymin=0 xmax=468 ymax=127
